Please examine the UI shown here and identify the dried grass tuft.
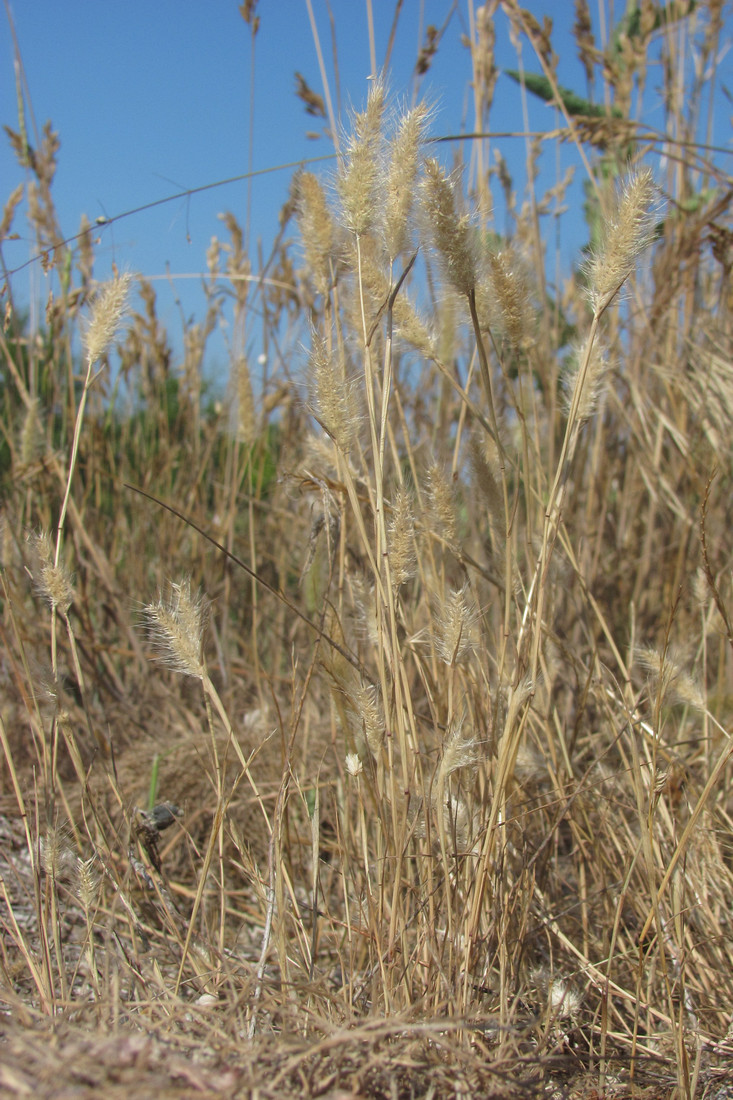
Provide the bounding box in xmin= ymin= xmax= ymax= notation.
xmin=3 ymin=9 xmax=733 ymax=1097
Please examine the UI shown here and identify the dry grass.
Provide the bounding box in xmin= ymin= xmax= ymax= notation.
xmin=1 ymin=2 xmax=733 ymax=1097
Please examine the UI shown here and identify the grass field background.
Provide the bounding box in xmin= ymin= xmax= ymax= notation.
xmin=2 ymin=2 xmax=733 ymax=1097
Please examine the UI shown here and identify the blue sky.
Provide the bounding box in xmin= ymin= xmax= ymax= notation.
xmin=2 ymin=2 xmax=731 ymax=383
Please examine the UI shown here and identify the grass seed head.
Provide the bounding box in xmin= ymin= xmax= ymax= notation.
xmin=439 ymin=718 xmax=478 ymax=781
xmin=383 ymin=102 xmax=430 ymax=260
xmin=39 ymin=826 xmax=75 ymax=880
xmin=234 ymin=355 xmax=256 ymax=446
xmin=586 ymin=168 xmax=657 ymax=316
xmin=76 ymin=856 xmax=99 ymax=912
xmin=143 ymin=578 xmax=208 ymax=679
xmin=357 ymin=245 xmax=436 ymax=355
xmin=434 ymin=584 xmax=478 ymax=666
xmin=426 ymin=461 xmax=458 ymax=551
xmin=421 ymin=158 xmax=476 ymax=297
xmin=296 ymin=171 xmax=335 ymax=296
xmin=549 ymin=977 xmax=582 ymax=1019
xmin=338 ymin=79 xmax=386 ymax=237
xmin=563 ymin=334 xmax=610 ymax=424
xmin=83 ymin=272 xmax=132 ymax=364
xmin=309 ymin=329 xmax=359 ymax=452
xmin=469 ymin=434 xmax=505 ymax=542
xmin=348 ymin=681 xmax=384 ymax=756
xmin=637 ymin=645 xmax=705 ymax=711
xmin=345 ymin=751 xmax=363 ymax=777
xmin=28 ymin=530 xmax=74 ymax=615
xmin=19 ymin=398 xmax=43 ymax=466
xmin=388 ymin=486 xmax=416 ymax=587
xmin=485 ymin=246 xmax=533 ymax=352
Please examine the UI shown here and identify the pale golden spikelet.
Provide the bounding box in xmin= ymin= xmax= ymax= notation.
xmin=1 ymin=183 xmax=24 ymax=246
xmin=309 ymin=330 xmax=359 ymax=452
xmin=338 ymin=80 xmax=386 ymax=236
xmin=39 ymin=827 xmax=75 ymax=880
xmin=434 ymin=718 xmax=479 ymax=852
xmin=350 ymin=576 xmax=381 ymax=649
xmin=349 ymin=681 xmax=384 ymax=756
xmin=426 ymin=461 xmax=457 ymax=550
xmin=302 ymin=430 xmax=348 ymax=480
xmin=206 ymin=236 xmax=221 ymax=277
xmin=436 ymin=293 xmax=460 ymax=364
xmin=637 ymin=645 xmax=676 ymax=699
xmin=692 ymin=567 xmax=709 ymax=611
xmin=388 ymin=487 xmax=416 ymax=587
xmin=391 ymin=293 xmax=436 ymax=357
xmin=421 ymin=158 xmax=476 ymax=297
xmin=143 ymin=578 xmax=208 ymax=679
xmin=235 ymin=355 xmax=256 ymax=446
xmin=76 ymin=856 xmax=99 ymax=912
xmin=442 ymin=792 xmax=476 ymax=852
xmin=358 ymin=248 xmax=435 ymax=356
xmin=301 ymin=492 xmax=339 ymax=583
xmin=514 ymin=740 xmax=547 ymax=785
xmin=384 ymin=103 xmax=430 ymax=260
xmin=469 ymin=434 xmax=505 ymax=541
xmin=19 ymin=397 xmax=43 ymax=466
xmin=574 ymin=0 xmax=596 ymax=84
xmin=439 ymin=717 xmax=478 ymax=782
xmin=530 ymin=967 xmax=583 ymax=1020
xmin=586 ymin=168 xmax=657 ymax=316
xmin=220 ymin=211 xmax=248 ymax=279
xmin=502 ymin=674 xmax=535 ymax=742
xmin=345 ymin=751 xmax=363 ymax=777
xmin=485 ymin=247 xmax=533 ymax=352
xmin=0 ymin=516 xmax=17 ymax=571
xmin=296 ymin=171 xmax=334 ymax=296
xmin=83 ymin=272 xmax=132 ymax=364
xmin=563 ymin=334 xmax=610 ymax=424
xmin=474 ymin=274 xmax=500 ymax=337
xmin=473 ymin=3 xmax=499 ymax=114
xmin=637 ymin=646 xmax=705 ymax=711
xmin=29 ymin=530 xmax=74 ymax=615
xmin=182 ymin=323 xmax=204 ymax=407
xmin=434 ymin=583 xmax=478 ymax=666
xmin=40 ymin=825 xmax=63 ymax=877
xmin=338 ymin=672 xmax=384 ymax=756
xmin=77 ymin=213 xmax=94 ymax=285
xmin=351 ymin=243 xmax=391 ymax=331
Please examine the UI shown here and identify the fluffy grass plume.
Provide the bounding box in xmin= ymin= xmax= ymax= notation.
xmin=337 ymin=78 xmax=385 ymax=236
xmin=142 ymin=577 xmax=207 ymax=678
xmin=83 ymin=272 xmax=132 ymax=364
xmin=420 ymin=157 xmax=477 ymax=297
xmin=586 ymin=167 xmax=658 ymax=316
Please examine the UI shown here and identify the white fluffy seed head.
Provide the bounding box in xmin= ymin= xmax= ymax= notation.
xmin=345 ymin=752 xmax=363 ymax=777
xmin=83 ymin=273 xmax=132 ymax=364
